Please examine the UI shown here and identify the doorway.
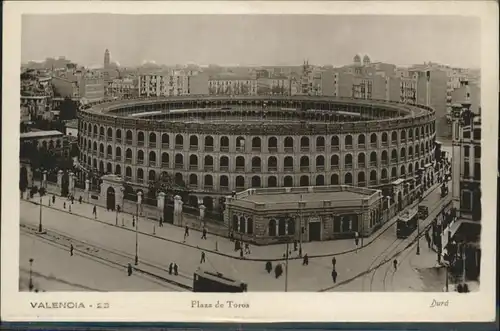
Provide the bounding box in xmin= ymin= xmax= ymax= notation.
xmin=308 ymin=222 xmax=321 ymax=241
xmin=106 ymin=187 xmax=116 ymax=211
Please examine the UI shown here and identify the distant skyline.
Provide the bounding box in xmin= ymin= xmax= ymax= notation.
xmin=22 ymin=14 xmax=481 ymax=68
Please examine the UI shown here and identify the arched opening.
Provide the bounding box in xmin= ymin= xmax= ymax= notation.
xmin=284 ymin=176 xmax=293 ymax=187
xmin=331 ymin=136 xmax=340 ymax=149
xmin=300 ymin=175 xmax=309 ymax=187
xmin=381 ymin=150 xmax=388 ymax=165
xmin=189 ymin=135 xmax=198 ymax=149
xmin=137 ymin=131 xmax=145 ymax=146
xmin=148 ymin=170 xmax=156 ymax=182
xmin=344 ymin=172 xmax=353 ymax=185
xmin=251 ymin=176 xmax=261 ymax=188
xmin=344 ymin=154 xmax=353 ymax=168
xmin=391 ymin=149 xmax=398 ymax=163
xmin=358 ymin=172 xmax=366 ymax=186
xmin=232 ymin=215 xmax=238 ymax=232
xmin=220 ymin=136 xmax=229 ymax=151
xmin=149 ymin=133 xmax=157 ymax=147
xmin=345 ymin=135 xmax=353 ymax=148
xmin=236 ymin=156 xmax=245 ymax=171
xmin=236 ymin=136 xmax=245 ymax=151
xmin=268 ymin=137 xmax=278 ymax=151
xmin=382 ymin=132 xmax=388 ymax=145
xmin=268 ymin=176 xmax=277 ymax=187
xmin=162 ymin=152 xmax=169 ymax=167
xmin=370 ymin=151 xmax=377 ymax=166
xmin=357 ymin=134 xmax=366 ymax=148
xmin=220 ymin=175 xmax=229 ymax=189
xmin=268 ymin=156 xmax=277 ymax=171
xmin=284 ymin=156 xmax=294 ymax=171
xmin=331 ymin=174 xmax=339 ymax=185
xmin=115 ymin=164 xmax=121 ymax=176
xmin=391 ymin=131 xmax=398 ymax=145
xmin=284 ymin=136 xmax=294 ymax=151
xmin=189 ymin=174 xmax=198 ymax=186
xmin=331 ymin=155 xmax=339 ymax=169
xmin=252 ymin=157 xmax=262 ymax=172
xmin=316 ymin=175 xmax=325 ymax=186
xmin=204 ymin=136 xmax=214 ymax=150
xmin=370 ymin=170 xmax=377 ymax=185
xmin=203 ymin=196 xmax=213 ymax=210
xmin=357 ymin=153 xmax=365 ymax=167
xmin=252 ymin=137 xmax=261 ymax=151
xmin=391 ymin=167 xmax=397 ymax=179
xmin=137 ymin=150 xmax=145 ymax=164
xmin=149 ymin=151 xmax=156 ymax=166
xmin=220 ymin=156 xmax=229 ymax=170
xmin=175 ymin=134 xmax=184 ymax=148
xmin=381 ymin=168 xmax=388 ymax=181
xmin=401 ymin=165 xmax=406 ymax=176
xmin=300 ymin=156 xmax=309 ymax=171
xmin=162 ymin=133 xmax=169 ymax=147
xmin=316 ymin=136 xmax=325 ymax=150
xmin=278 ymin=218 xmax=286 ymax=236
xmin=106 ymin=187 xmax=116 ymax=211
xmin=107 ymin=128 xmax=113 ymax=140
xmin=401 ymin=130 xmax=406 ymax=142
xmin=235 ymin=176 xmax=245 ymax=189
xmin=300 ymin=137 xmax=310 ymax=150
xmin=204 ymin=155 xmax=214 ymax=170
xmin=175 ymin=154 xmax=184 ymax=168
xmin=370 ymin=133 xmax=377 ymax=147
xmin=204 ymin=175 xmax=213 ymax=188
xmin=269 ymin=219 xmax=277 ymax=236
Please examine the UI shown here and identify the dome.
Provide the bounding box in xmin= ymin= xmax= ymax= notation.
xmin=353 ymin=54 xmax=361 ymax=63
xmin=363 ymin=55 xmax=371 ymax=62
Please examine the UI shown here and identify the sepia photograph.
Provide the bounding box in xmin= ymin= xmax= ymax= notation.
xmin=2 ymin=1 xmax=498 ymax=323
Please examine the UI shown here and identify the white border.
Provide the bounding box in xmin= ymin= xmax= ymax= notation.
xmin=2 ymin=1 xmax=498 ymax=323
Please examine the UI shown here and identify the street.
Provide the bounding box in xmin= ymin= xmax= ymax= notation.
xmin=19 ymin=182 xmax=451 ymax=292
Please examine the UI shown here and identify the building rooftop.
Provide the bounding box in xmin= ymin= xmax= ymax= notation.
xmin=20 ymin=130 xmax=64 ymax=139
xmin=227 ymin=185 xmax=382 ymax=212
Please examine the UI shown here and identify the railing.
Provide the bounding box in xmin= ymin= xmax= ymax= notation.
xmin=137 ymin=159 xmax=144 ymax=165
xmin=126 ymin=139 xmax=132 ymax=145
xmin=358 ymin=181 xmax=366 ymax=187
xmin=106 ymin=155 xmax=112 ymax=160
xmin=381 ymin=141 xmax=388 ymax=147
xmin=316 ymin=165 xmax=325 ymax=171
xmin=190 ymin=145 xmax=198 ymax=151
xmin=316 ymin=145 xmax=325 ymax=152
xmin=204 ymin=185 xmax=214 ymax=191
xmin=175 ymin=163 xmax=183 ymax=169
xmin=220 ymin=186 xmax=229 ymax=191
xmin=162 ymin=162 xmax=169 ymax=168
xmin=107 ymin=137 xmax=113 ymax=142
xmin=149 ymin=161 xmax=156 ymax=167
xmin=331 ymin=165 xmax=339 ymax=170
xmin=252 ymin=147 xmax=261 ymax=152
xmin=115 ymin=156 xmax=121 ymax=161
xmin=220 ymin=146 xmax=229 ymax=152
xmin=358 ymin=143 xmax=365 ymax=149
xmin=358 ymin=162 xmax=365 ymax=168
xmin=331 ymin=146 xmax=340 ymax=152
xmin=284 ymin=166 xmax=293 ymax=172
xmin=137 ymin=178 xmax=143 ymax=183
xmin=344 ymin=164 xmax=353 ymax=170
xmin=268 ymin=146 xmax=278 ymax=152
xmin=268 ymin=166 xmax=277 ymax=172
xmin=205 ymin=146 xmax=214 ymax=152
xmin=220 ymin=165 xmax=229 ymax=171
xmin=175 ymin=144 xmax=183 ymax=150
xmin=381 ymin=178 xmax=389 ymax=184
xmin=236 ymin=146 xmax=245 ymax=152
xmin=345 ymin=144 xmax=353 ymax=149
xmin=138 ymin=141 xmax=144 ymax=147
xmin=401 ymin=139 xmax=406 ymax=143
xmin=370 ymin=142 xmax=377 ymax=148
xmin=162 ymin=143 xmax=169 ymax=149
xmin=382 ymin=160 xmax=388 ymax=165
xmin=189 ymin=164 xmax=198 ymax=170
xmin=284 ymin=147 xmax=293 ymax=153
xmin=235 ymin=166 xmax=245 ymax=172
xmin=300 ymin=146 xmax=310 ymax=152
xmin=204 ymin=165 xmax=214 ymax=171
xmin=149 ymin=142 xmax=157 ymax=148
xmin=116 ymin=138 xmax=122 ymax=144
xmin=99 ymin=135 xmax=104 ymax=141
xmin=391 ymin=158 xmax=398 ymax=164
xmin=125 ymin=176 xmax=132 ymax=181
xmin=93 ymin=134 xmax=97 ymax=139
xmin=189 ymin=184 xmax=198 ymax=190
xmin=252 ymin=167 xmax=261 ymax=172
xmin=99 ymin=152 xmax=104 ymax=158
xmin=369 ymin=180 xmax=377 ymax=186
xmin=369 ymin=161 xmax=377 ymax=167
xmin=125 ymin=158 xmax=132 ymax=164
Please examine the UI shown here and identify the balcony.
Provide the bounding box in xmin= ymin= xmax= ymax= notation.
xmin=149 ymin=142 xmax=157 ymax=148
xmin=344 ymin=164 xmax=353 ymax=170
xmin=369 ymin=161 xmax=377 ymax=167
xmin=235 ymin=166 xmax=245 ymax=172
xmin=252 ymin=147 xmax=261 ymax=152
xmin=204 ymin=165 xmax=214 ymax=171
xmin=106 ymin=155 xmax=112 ymax=160
xmin=162 ymin=143 xmax=169 ymax=149
xmin=220 ymin=165 xmax=229 ymax=172
xmin=316 ymin=145 xmax=325 ymax=152
xmin=369 ymin=180 xmax=377 ymax=186
xmin=331 ymin=146 xmax=340 ymax=152
xmin=358 ymin=181 xmax=366 ymax=187
xmin=358 ymin=144 xmax=365 ymax=149
xmin=175 ymin=163 xmax=183 ymax=169
xmin=107 ymin=137 xmax=113 ymax=142
xmin=115 ymin=156 xmax=122 ymax=162
xmin=300 ymin=146 xmax=310 ymax=152
xmin=391 ymin=158 xmax=398 ymax=164
xmin=138 ymin=141 xmax=145 ymax=147
xmin=358 ymin=163 xmax=365 ymax=168
xmin=125 ymin=158 xmax=132 ymax=164
xmin=345 ymin=144 xmax=353 ymax=150
xmin=99 ymin=135 xmax=104 ymax=141
xmin=381 ymin=178 xmax=389 ymax=184
xmin=204 ymin=185 xmax=214 ymax=191
xmin=401 ymin=139 xmax=406 ymax=144
xmin=189 ymin=164 xmax=198 ymax=170
xmin=149 ymin=161 xmax=156 ymax=167
xmin=284 ymin=147 xmax=294 ymax=153
xmin=220 ymin=146 xmax=229 ymax=152
xmin=236 ymin=146 xmax=245 ymax=152
xmin=189 ymin=184 xmax=198 ymax=190
xmin=382 ymin=160 xmax=388 ymax=166
xmin=391 ymin=141 xmax=397 ymax=146
xmin=116 ymin=138 xmax=122 ymax=144
xmin=268 ymin=146 xmax=278 ymax=153
xmin=205 ymin=145 xmax=214 ymax=152
xmin=162 ymin=162 xmax=169 ymax=168
xmin=381 ymin=141 xmax=388 ymax=147
xmin=252 ymin=167 xmax=261 ymax=172
xmin=137 ymin=159 xmax=144 ymax=165
xmin=316 ymin=165 xmax=325 ymax=171
xmin=175 ymin=144 xmax=183 ymax=150
xmin=268 ymin=166 xmax=277 ymax=172
xmin=99 ymin=152 xmax=104 ymax=158
xmin=284 ymin=166 xmax=293 ymax=172
xmin=220 ymin=185 xmax=229 ymax=191
xmin=190 ymin=145 xmax=198 ymax=151
xmin=126 ymin=139 xmax=133 ymax=145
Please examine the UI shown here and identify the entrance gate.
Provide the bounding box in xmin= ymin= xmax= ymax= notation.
xmin=308 ymin=222 xmax=321 ymax=241
xmin=106 ymin=187 xmax=116 ymax=211
xmin=163 ymin=201 xmax=174 ymax=224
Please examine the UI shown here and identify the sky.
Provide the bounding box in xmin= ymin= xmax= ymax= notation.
xmin=21 ymin=14 xmax=481 ymax=68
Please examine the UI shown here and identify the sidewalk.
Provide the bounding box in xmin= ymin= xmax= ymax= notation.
xmin=27 ymin=180 xmax=444 ymax=262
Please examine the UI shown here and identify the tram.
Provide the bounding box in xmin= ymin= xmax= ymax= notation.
xmin=193 ymin=268 xmax=247 ymax=292
xmin=396 ymin=208 xmax=419 ymax=239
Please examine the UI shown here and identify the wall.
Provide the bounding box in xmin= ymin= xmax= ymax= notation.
xmin=52 ymin=77 xmax=75 ymax=98
xmin=188 ymin=72 xmax=209 ymax=95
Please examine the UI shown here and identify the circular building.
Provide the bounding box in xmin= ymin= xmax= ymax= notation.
xmin=78 ymin=96 xmax=437 ymax=211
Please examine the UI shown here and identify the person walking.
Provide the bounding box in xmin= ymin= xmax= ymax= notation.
xmin=168 ymin=263 xmax=173 ymax=275
xmin=245 ymin=243 xmax=251 ymax=255
xmin=331 ymin=269 xmax=338 ymax=283
xmin=200 ymin=251 xmax=206 ymax=264
xmin=70 ymin=244 xmax=74 ymax=256
xmin=63 ymin=202 xmax=66 ymax=209
xmin=79 ymin=196 xmax=82 ymax=204
xmin=52 ymin=195 xmax=56 ymax=204
xmin=173 ymin=263 xmax=178 ymax=275
xmin=184 ymin=225 xmax=189 ymax=242
xmin=302 ymin=254 xmax=309 ymax=266
xmin=93 ymin=205 xmax=97 ymax=219
xmin=393 ymin=259 xmax=398 ymax=271
xmin=127 ymin=263 xmax=133 ymax=276
xmin=71 ymin=195 xmax=74 ymax=204
xmin=201 ymin=227 xmax=207 ymax=240
xmin=69 ymin=204 xmax=72 ymax=213
xmin=332 ymin=257 xmax=336 ymax=267
xmin=354 ymin=232 xmax=359 ymax=253
xmin=159 ymin=217 xmax=163 ymax=227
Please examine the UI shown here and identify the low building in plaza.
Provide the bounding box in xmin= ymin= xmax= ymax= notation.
xmin=224 ymin=185 xmax=383 ymax=244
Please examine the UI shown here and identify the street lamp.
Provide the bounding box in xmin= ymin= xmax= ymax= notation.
xmin=135 ymin=191 xmax=142 ymax=265
xmin=38 ymin=194 xmax=43 ymax=233
xmin=417 ymin=196 xmax=423 ymax=255
xmin=29 ymin=258 xmax=34 ymax=291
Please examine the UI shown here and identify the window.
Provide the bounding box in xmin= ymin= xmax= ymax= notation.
xmin=473 ymin=129 xmax=481 ymax=140
xmin=461 ymin=190 xmax=472 ymax=211
xmin=464 ymin=146 xmax=470 ymax=158
xmin=474 ymin=163 xmax=481 ymax=180
xmin=474 ymin=146 xmax=481 ymax=158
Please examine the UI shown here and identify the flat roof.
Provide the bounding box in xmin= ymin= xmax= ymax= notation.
xmin=20 ymin=130 xmax=64 ymax=139
xmin=228 ymin=186 xmax=382 ymax=212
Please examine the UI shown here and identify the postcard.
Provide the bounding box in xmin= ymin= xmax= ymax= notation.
xmin=1 ymin=0 xmax=498 ymax=323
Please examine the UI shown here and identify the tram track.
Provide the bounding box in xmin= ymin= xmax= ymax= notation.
xmin=20 ymin=223 xmax=193 ymax=291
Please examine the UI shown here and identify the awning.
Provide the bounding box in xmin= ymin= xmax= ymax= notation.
xmin=450 ymin=220 xmax=481 ymax=243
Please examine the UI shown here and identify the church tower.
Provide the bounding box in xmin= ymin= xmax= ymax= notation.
xmin=104 ymin=49 xmax=110 ymax=69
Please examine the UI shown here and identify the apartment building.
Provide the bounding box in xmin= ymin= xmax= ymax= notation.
xmin=451 ymin=80 xmax=481 ymax=114
xmin=107 ymin=78 xmax=138 ymax=99
xmin=138 ymin=71 xmax=191 ymax=97
xmin=208 ymin=74 xmax=258 ymax=96
xmin=256 ymin=76 xmax=291 ymax=95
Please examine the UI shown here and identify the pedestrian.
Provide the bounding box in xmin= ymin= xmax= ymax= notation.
xmin=240 ymin=249 xmax=244 ymax=258
xmin=79 ymin=196 xmax=82 ymax=204
xmin=173 ymin=263 xmax=178 ymax=275
xmin=293 ymin=240 xmax=298 ymax=251
xmin=245 ymin=243 xmax=251 ymax=254
xmin=332 ymin=257 xmax=336 ymax=267
xmin=331 ymin=269 xmax=338 ymax=283
xmin=70 ymin=244 xmax=74 ymax=256
xmin=201 ymin=227 xmax=207 ymax=240
xmin=393 ymin=259 xmax=398 ymax=271
xmin=425 ymin=232 xmax=431 ymax=249
xmin=302 ymin=254 xmax=309 ymax=266
xmin=184 ymin=225 xmax=189 ymax=239
xmin=63 ymin=202 xmax=66 ymax=209
xmin=52 ymin=195 xmax=56 ymax=204
xmin=132 ymin=216 xmax=135 ymax=228
xmin=159 ymin=217 xmax=163 ymax=227
xmin=93 ymin=205 xmax=97 ymax=218
xmin=71 ymin=195 xmax=74 ymax=204
xmin=69 ymin=204 xmax=72 ymax=213
xmin=168 ymin=263 xmax=173 ymax=275
xmin=200 ymin=251 xmax=206 ymax=264
xmin=230 ymin=230 xmax=234 ymax=242
xmin=265 ymin=261 xmax=272 ymax=273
